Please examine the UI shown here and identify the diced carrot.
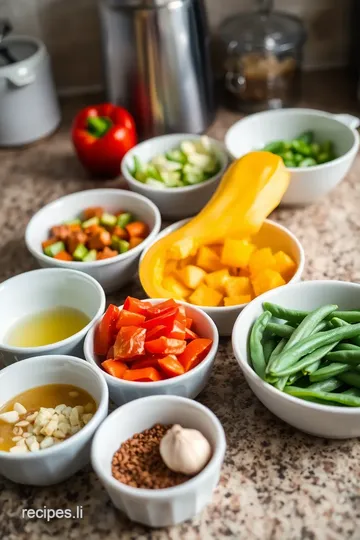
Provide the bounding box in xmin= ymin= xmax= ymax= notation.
xmin=51 ymin=225 xmax=71 ymax=241
xmin=178 ymin=338 xmax=212 ymax=372
xmin=129 ymin=237 xmax=144 ymax=249
xmin=88 ymin=230 xmax=112 ymax=250
xmin=125 ymin=221 xmax=149 ymax=238
xmin=97 ymin=247 xmax=118 ymax=260
xmin=101 ymin=359 xmax=127 ymax=379
xmin=123 ymin=367 xmax=162 ymax=382
xmin=112 ymin=226 xmax=129 ymax=240
xmin=116 ymin=310 xmax=146 ymax=329
xmin=67 ymin=230 xmax=88 ymax=254
xmin=83 ymin=207 xmax=104 ymax=220
xmin=42 ymin=237 xmax=57 ymax=249
xmin=68 ymin=223 xmax=81 ymax=232
xmin=158 ymin=355 xmax=185 ymax=378
xmin=83 ymin=224 xmax=103 ymax=236
xmin=54 ymin=250 xmax=73 ymax=261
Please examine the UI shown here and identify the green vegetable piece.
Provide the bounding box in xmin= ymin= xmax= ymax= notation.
xmin=83 ymin=249 xmax=97 ymax=262
xmin=133 ymin=155 xmax=146 ymax=182
xmin=310 ymin=143 xmax=320 ymax=157
xmin=82 ymin=217 xmax=99 ymax=229
xmin=262 ymin=303 xmax=360 ymax=324
xmin=298 ymin=158 xmax=317 ymax=168
xmin=309 ymin=363 xmax=350 ymax=383
xmin=263 ymin=141 xmax=286 ymax=154
xmin=117 ymin=213 xmax=133 ymax=228
xmin=146 ymin=165 xmax=163 ymax=181
xmin=63 ymin=219 xmax=81 ymax=226
xmin=263 ymin=338 xmax=278 ymax=365
xmin=166 ymin=149 xmax=187 ymax=164
xmin=284 ymin=386 xmax=360 ymax=407
xmin=249 ymin=311 xmax=272 ymax=379
xmin=291 ymin=139 xmax=312 ymax=156
xmin=317 ymin=152 xmax=331 ymax=164
xmin=183 ymin=172 xmax=204 ymax=185
xmin=325 ymin=350 xmax=360 ymax=366
xmin=44 ymin=241 xmax=65 ymax=257
xmin=73 ymin=243 xmax=89 ymax=261
xmin=145 ymin=178 xmax=168 ymax=189
xmin=160 ymin=171 xmax=182 ymax=187
xmin=274 ymin=341 xmax=338 ymax=378
xmin=338 ymin=371 xmax=360 ymax=389
xmin=307 ymin=377 xmax=343 ymax=393
xmin=297 ymin=131 xmax=314 ymax=145
xmin=321 ymin=140 xmax=334 ymax=154
xmin=283 ymin=159 xmax=296 ymax=168
xmin=100 ymin=212 xmax=117 ymax=228
xmin=331 ymin=317 xmax=360 ymax=347
xmin=112 ymin=235 xmax=130 ymax=254
xmin=267 ymin=322 xmax=294 ymax=338
xmin=335 ymin=343 xmax=360 ymax=352
xmin=280 ymin=150 xmax=295 ymax=161
xmin=293 ymin=153 xmax=303 ymax=165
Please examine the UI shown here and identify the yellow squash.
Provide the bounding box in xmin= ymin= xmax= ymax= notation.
xmin=139 ymin=151 xmax=290 ymax=300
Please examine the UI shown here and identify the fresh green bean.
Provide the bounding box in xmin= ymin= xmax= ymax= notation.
xmin=337 ymin=371 xmax=360 ymax=389
xmin=263 ymin=338 xmax=278 ymax=364
xmin=325 ymin=350 xmax=360 ymax=366
xmin=309 ymin=363 xmax=350 ymax=382
xmin=303 ymin=359 xmax=321 ymax=375
xmin=307 ymin=378 xmax=343 ymax=392
xmin=282 ymin=304 xmax=337 ymax=352
xmin=335 ymin=343 xmax=360 ymax=352
xmin=263 ymin=303 xmax=360 ymax=324
xmin=264 ymin=338 xmax=286 ymax=384
xmin=269 ymin=322 xmax=360 ymax=374
xmin=284 ymin=387 xmax=360 ymax=407
xmin=267 ymin=322 xmax=294 ymax=338
xmin=274 ymin=341 xmax=338 ymax=377
xmin=342 ymin=388 xmax=360 ymax=397
xmin=249 ymin=311 xmax=272 ymax=379
xmin=331 ymin=318 xmax=360 ymax=347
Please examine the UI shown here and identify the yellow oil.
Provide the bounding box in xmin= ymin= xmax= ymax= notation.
xmin=5 ymin=307 xmax=90 ymax=348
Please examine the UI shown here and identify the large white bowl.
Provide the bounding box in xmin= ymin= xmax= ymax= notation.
xmin=25 ymin=189 xmax=161 ymax=293
xmin=121 ymin=133 xmax=229 ymax=219
xmin=232 ymin=280 xmax=360 ymax=439
xmin=140 ymin=219 xmax=305 ymax=337
xmin=0 ymin=355 xmax=108 ymax=485
xmin=0 ymin=268 xmax=105 ymax=366
xmin=84 ymin=298 xmax=219 ymax=406
xmin=91 ymin=395 xmax=226 ymax=527
xmin=225 ymin=109 xmax=360 ymax=206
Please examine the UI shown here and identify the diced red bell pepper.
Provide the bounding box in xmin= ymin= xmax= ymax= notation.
xmin=131 ymin=356 xmax=160 ymax=370
xmin=142 ymin=308 xmax=178 ymax=330
xmin=123 ymin=296 xmax=151 ymax=315
xmin=185 ymin=317 xmax=193 ymax=329
xmin=94 ymin=304 xmax=120 ymax=356
xmin=145 ymin=336 xmax=186 ymax=355
xmin=146 ymin=299 xmax=178 ymax=318
xmin=123 ymin=367 xmax=162 ymax=382
xmin=168 ymin=319 xmax=186 ymax=340
xmin=106 ymin=346 xmax=115 ymax=359
xmin=113 ymin=326 xmax=146 ymax=359
xmin=101 ymin=359 xmax=127 ymax=379
xmin=185 ymin=327 xmax=199 ymax=340
xmin=178 ymin=338 xmax=212 ymax=372
xmin=145 ymin=325 xmax=168 ymax=341
xmin=116 ymin=309 xmax=146 ymax=329
xmin=158 ymin=355 xmax=185 ymax=378
xmin=175 ymin=305 xmax=187 ymax=325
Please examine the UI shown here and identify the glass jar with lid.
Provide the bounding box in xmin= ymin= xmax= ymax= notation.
xmin=219 ymin=0 xmax=306 ymax=112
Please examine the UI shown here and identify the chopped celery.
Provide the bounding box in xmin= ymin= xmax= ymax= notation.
xmin=73 ymin=244 xmax=88 ymax=261
xmin=63 ymin=218 xmax=81 ymax=226
xmin=112 ymin=236 xmax=130 ymax=253
xmin=100 ymin=212 xmax=117 ymax=228
xmin=117 ymin=213 xmax=133 ymax=228
xmin=44 ymin=241 xmax=65 ymax=257
xmin=82 ymin=216 xmax=99 ymax=229
xmin=83 ymin=249 xmax=97 ymax=262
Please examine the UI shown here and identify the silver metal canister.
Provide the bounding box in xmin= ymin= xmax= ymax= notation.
xmin=99 ymin=0 xmax=215 ymax=138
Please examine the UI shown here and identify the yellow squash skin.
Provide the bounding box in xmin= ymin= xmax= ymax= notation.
xmin=139 ymin=151 xmax=290 ymax=299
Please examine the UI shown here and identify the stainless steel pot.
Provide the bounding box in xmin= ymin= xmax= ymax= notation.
xmin=0 ymin=35 xmax=61 ymax=147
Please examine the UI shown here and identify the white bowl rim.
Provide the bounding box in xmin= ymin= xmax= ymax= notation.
xmin=25 ymin=188 xmax=162 ymax=269
xmin=232 ymin=279 xmax=360 ymax=415
xmin=0 ymin=354 xmax=109 ymax=459
xmin=0 ymin=268 xmax=106 ymax=354
xmin=225 ymin=108 xmax=360 ymax=173
xmin=83 ymin=298 xmax=219 ymax=388
xmin=91 ymin=394 xmax=226 ymax=498
xmin=121 ymin=133 xmax=229 ymax=193
xmin=140 ymin=218 xmax=305 ymax=312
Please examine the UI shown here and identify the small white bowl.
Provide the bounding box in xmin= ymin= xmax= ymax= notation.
xmin=91 ymin=395 xmax=226 ymax=527
xmin=121 ymin=134 xmax=229 ymax=219
xmin=0 ymin=354 xmax=108 ymax=485
xmin=232 ymin=280 xmax=360 ymax=439
xmin=141 ymin=219 xmax=305 ymax=336
xmin=225 ymin=109 xmax=360 ymax=206
xmin=25 ymin=188 xmax=162 ymax=293
xmin=84 ymin=298 xmax=219 ymax=405
xmin=0 ymin=268 xmax=106 ymax=366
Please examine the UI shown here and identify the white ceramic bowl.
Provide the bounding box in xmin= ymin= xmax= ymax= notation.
xmin=84 ymin=298 xmax=219 ymax=406
xmin=0 ymin=268 xmax=106 ymax=366
xmin=25 ymin=188 xmax=162 ymax=293
xmin=121 ymin=134 xmax=229 ymax=219
xmin=225 ymin=109 xmax=360 ymax=206
xmin=91 ymin=395 xmax=226 ymax=527
xmin=232 ymin=280 xmax=360 ymax=439
xmin=0 ymin=355 xmax=108 ymax=485
xmin=141 ymin=219 xmax=305 ymax=337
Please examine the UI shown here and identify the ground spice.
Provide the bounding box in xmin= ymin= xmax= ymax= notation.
xmin=111 ymin=423 xmax=193 ymax=489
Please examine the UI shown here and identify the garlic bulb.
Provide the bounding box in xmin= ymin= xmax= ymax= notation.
xmin=159 ymin=424 xmax=212 ymax=475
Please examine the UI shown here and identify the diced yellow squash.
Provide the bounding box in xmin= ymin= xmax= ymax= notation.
xmin=274 ymin=251 xmax=296 ymax=280
xmin=239 ymin=267 xmax=250 ymax=277
xmin=178 ymin=265 xmax=207 ymax=289
xmin=221 ymin=239 xmax=256 ymax=268
xmin=189 ymin=283 xmax=223 ymax=307
xmin=224 ymin=276 xmax=252 ymax=297
xmin=224 ymin=295 xmax=252 ymax=306
xmin=162 ymin=275 xmax=191 ymax=300
xmin=178 ymin=256 xmax=195 ymax=270
xmin=208 ymin=244 xmax=223 ymax=257
xmin=196 ymin=246 xmax=224 ymax=272
xmin=229 ymin=267 xmax=239 ymax=276
xmin=251 ymin=269 xmax=286 ymax=297
xmin=168 ymin=238 xmax=198 ymax=260
xmin=164 ymin=259 xmax=179 ymax=276
xmin=249 ymin=248 xmax=275 ymax=276
xmin=205 ymin=269 xmax=230 ymax=292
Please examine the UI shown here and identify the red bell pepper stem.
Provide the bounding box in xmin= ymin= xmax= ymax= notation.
xmin=87 ymin=116 xmax=112 ymax=138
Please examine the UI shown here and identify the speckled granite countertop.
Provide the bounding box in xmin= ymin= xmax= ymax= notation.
xmin=1 ymin=71 xmax=360 ymax=540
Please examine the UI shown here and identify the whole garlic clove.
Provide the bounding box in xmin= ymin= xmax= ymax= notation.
xmin=159 ymin=424 xmax=212 ymax=476
xmin=0 ymin=411 xmax=19 ymax=424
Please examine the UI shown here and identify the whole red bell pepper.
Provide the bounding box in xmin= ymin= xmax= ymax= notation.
xmin=72 ymin=103 xmax=137 ymax=178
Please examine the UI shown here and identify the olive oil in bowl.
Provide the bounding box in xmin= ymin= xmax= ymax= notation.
xmin=5 ymin=307 xmax=90 ymax=348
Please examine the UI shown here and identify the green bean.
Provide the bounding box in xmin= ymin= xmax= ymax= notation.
xmin=282 ymin=304 xmax=337 ymax=352
xmin=335 ymin=343 xmax=360 ymax=352
xmin=263 ymin=303 xmax=360 ymax=324
xmin=297 ymin=131 xmax=314 ymax=145
xmin=309 ymin=363 xmax=350 ymax=382
xmin=267 ymin=322 xmax=294 ymax=338
xmin=264 ymin=338 xmax=286 ymax=384
xmin=325 ymin=350 xmax=360 ymax=366
xmin=337 ymin=371 xmax=360 ymax=390
xmin=342 ymin=388 xmax=360 ymax=397
xmin=284 ymin=387 xmax=360 ymax=407
xmin=307 ymin=378 xmax=343 ymax=392
xmin=263 ymin=141 xmax=286 ymax=153
xmin=249 ymin=311 xmax=272 ymax=379
xmin=274 ymin=341 xmax=338 ymax=377
xmin=331 ymin=318 xmax=360 ymax=347
xmin=269 ymin=322 xmax=360 ymax=374
xmin=263 ymin=337 xmax=278 ymax=364
xmin=303 ymin=359 xmax=321 ymax=375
